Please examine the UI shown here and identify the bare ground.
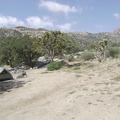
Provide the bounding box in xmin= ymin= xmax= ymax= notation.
xmin=0 ymin=59 xmax=120 ymax=120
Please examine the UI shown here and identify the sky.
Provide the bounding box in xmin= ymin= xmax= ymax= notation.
xmin=0 ymin=0 xmax=120 ymax=33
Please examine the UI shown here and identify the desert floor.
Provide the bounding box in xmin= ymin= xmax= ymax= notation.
xmin=0 ymin=59 xmax=120 ymax=120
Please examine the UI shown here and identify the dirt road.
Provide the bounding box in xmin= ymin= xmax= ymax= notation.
xmin=0 ymin=59 xmax=120 ymax=120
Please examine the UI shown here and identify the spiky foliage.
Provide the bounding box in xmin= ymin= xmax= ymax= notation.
xmin=98 ymin=39 xmax=108 ymax=61
xmin=36 ymin=31 xmax=75 ymax=62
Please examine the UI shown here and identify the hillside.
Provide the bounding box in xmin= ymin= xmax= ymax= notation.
xmin=68 ymin=28 xmax=120 ymax=43
xmin=0 ymin=26 xmax=47 ymax=38
xmin=0 ymin=26 xmax=120 ymax=43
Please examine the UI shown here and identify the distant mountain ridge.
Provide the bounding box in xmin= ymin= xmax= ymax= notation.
xmin=0 ymin=26 xmax=120 ymax=43
xmin=0 ymin=26 xmax=47 ymax=38
xmin=68 ymin=28 xmax=120 ymax=43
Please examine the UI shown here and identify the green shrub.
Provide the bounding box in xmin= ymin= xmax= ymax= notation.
xmin=108 ymin=47 xmax=120 ymax=58
xmin=73 ymin=66 xmax=80 ymax=70
xmin=113 ymin=75 xmax=120 ymax=81
xmin=111 ymin=42 xmax=120 ymax=47
xmin=0 ymin=61 xmax=4 ymax=66
xmin=87 ymin=43 xmax=97 ymax=50
xmin=81 ymin=51 xmax=95 ymax=61
xmin=47 ymin=61 xmax=64 ymax=71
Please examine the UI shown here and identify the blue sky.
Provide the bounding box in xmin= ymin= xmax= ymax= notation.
xmin=0 ymin=0 xmax=120 ymax=33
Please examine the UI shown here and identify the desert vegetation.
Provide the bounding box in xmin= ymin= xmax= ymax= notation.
xmin=1 ymin=29 xmax=120 ymax=120
xmin=0 ymin=35 xmax=40 ymax=67
xmin=1 ymin=30 xmax=120 ymax=71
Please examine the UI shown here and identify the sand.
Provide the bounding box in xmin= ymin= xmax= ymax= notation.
xmin=0 ymin=59 xmax=120 ymax=120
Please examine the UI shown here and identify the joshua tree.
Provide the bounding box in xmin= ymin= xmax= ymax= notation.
xmin=37 ymin=31 xmax=75 ymax=62
xmin=97 ymin=39 xmax=108 ymax=62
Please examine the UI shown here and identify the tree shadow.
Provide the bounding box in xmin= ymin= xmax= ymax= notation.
xmin=0 ymin=80 xmax=26 ymax=94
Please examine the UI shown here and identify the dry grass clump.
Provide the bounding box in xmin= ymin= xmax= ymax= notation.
xmin=112 ymin=75 xmax=120 ymax=82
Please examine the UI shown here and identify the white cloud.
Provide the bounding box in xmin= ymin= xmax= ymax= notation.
xmin=39 ymin=1 xmax=77 ymax=15
xmin=57 ymin=23 xmax=72 ymax=31
xmin=0 ymin=15 xmax=54 ymax=29
xmin=0 ymin=15 xmax=24 ymax=27
xmin=0 ymin=15 xmax=75 ymax=31
xmin=113 ymin=13 xmax=120 ymax=20
xmin=26 ymin=16 xmax=54 ymax=28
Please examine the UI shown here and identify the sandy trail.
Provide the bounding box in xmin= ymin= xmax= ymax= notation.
xmin=0 ymin=59 xmax=120 ymax=120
